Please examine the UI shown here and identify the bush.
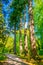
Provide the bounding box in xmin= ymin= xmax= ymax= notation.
xmin=39 ymin=49 xmax=43 ymax=55
xmin=0 ymin=54 xmax=6 ymax=60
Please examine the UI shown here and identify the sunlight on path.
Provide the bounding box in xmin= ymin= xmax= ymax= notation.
xmin=3 ymin=54 xmax=43 ymax=65
xmin=4 ymin=54 xmax=29 ymax=65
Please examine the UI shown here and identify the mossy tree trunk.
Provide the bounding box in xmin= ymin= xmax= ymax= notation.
xmin=14 ymin=23 xmax=16 ymax=54
xmin=19 ymin=18 xmax=23 ymax=55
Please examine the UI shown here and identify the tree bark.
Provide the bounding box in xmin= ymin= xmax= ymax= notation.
xmin=24 ymin=28 xmax=28 ymax=56
xmin=28 ymin=0 xmax=37 ymax=58
xmin=19 ymin=18 xmax=23 ymax=55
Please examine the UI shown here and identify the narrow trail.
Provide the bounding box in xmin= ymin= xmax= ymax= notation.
xmin=0 ymin=54 xmax=43 ymax=65
xmin=4 ymin=54 xmax=29 ymax=65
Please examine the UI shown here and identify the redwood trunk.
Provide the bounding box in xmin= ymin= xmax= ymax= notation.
xmin=24 ymin=28 xmax=28 ymax=56
xmin=28 ymin=0 xmax=37 ymax=58
xmin=19 ymin=18 xmax=23 ymax=55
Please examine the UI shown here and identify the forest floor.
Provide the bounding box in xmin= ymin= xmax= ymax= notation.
xmin=0 ymin=54 xmax=43 ymax=65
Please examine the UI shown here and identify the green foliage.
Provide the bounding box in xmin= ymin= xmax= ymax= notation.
xmin=39 ymin=49 xmax=43 ymax=55
xmin=16 ymin=32 xmax=20 ymax=55
xmin=5 ymin=36 xmax=14 ymax=53
xmin=0 ymin=54 xmax=6 ymax=60
xmin=0 ymin=0 xmax=6 ymax=55
xmin=9 ymin=0 xmax=28 ymax=28
xmin=34 ymin=0 xmax=43 ymax=49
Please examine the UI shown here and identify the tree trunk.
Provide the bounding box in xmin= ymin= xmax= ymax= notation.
xmin=28 ymin=0 xmax=37 ymax=58
xmin=19 ymin=18 xmax=23 ymax=55
xmin=24 ymin=28 xmax=28 ymax=56
xmin=23 ymin=9 xmax=28 ymax=55
xmin=14 ymin=23 xmax=16 ymax=54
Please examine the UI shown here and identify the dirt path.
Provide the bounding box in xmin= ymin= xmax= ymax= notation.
xmin=0 ymin=54 xmax=43 ymax=65
xmin=4 ymin=54 xmax=29 ymax=65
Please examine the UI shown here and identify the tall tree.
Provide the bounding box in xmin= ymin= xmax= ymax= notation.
xmin=0 ymin=0 xmax=6 ymax=53
xmin=9 ymin=0 xmax=28 ymax=54
xmin=10 ymin=11 xmax=18 ymax=54
xmin=19 ymin=18 xmax=23 ymax=55
xmin=28 ymin=0 xmax=37 ymax=59
xmin=24 ymin=10 xmax=28 ymax=56
xmin=0 ymin=0 xmax=4 ymax=43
